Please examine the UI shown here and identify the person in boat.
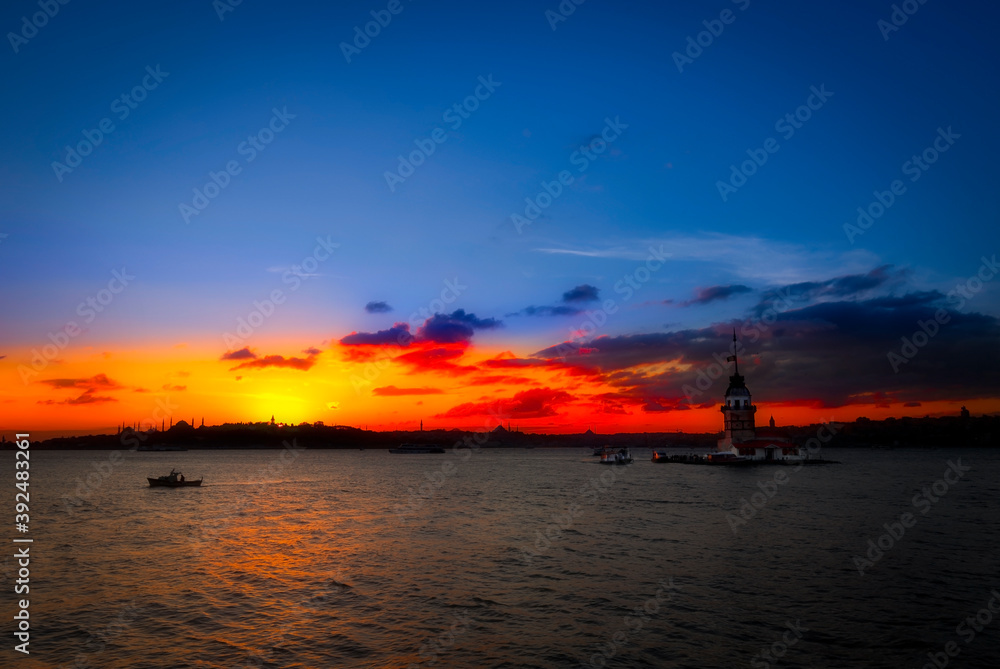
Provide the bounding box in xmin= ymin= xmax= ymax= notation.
xmin=178 ymin=474 xmax=184 ymax=482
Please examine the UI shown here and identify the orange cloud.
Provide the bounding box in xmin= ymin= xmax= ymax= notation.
xmin=372 ymin=385 xmax=444 ymax=396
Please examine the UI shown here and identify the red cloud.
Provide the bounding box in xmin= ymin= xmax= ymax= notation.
xmin=395 ymin=344 xmax=477 ymax=375
xmin=436 ymin=387 xmax=575 ymax=419
xmin=464 ymin=374 xmax=535 ymax=386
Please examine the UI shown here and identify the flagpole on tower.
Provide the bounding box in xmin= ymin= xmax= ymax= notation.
xmin=732 ymin=328 xmax=739 ymax=375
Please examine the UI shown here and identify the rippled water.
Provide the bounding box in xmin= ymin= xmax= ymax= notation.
xmin=5 ymin=446 xmax=1000 ymax=668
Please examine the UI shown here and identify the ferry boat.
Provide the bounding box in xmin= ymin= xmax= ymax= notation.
xmin=389 ymin=443 xmax=445 ymax=454
xmin=599 ymin=447 xmax=633 ymax=465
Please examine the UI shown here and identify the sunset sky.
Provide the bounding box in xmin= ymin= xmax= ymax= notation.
xmin=2 ymin=0 xmax=999 ymax=438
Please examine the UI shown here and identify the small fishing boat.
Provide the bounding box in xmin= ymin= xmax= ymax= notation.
xmin=599 ymin=448 xmax=633 ymax=465
xmin=147 ymin=469 xmax=203 ymax=487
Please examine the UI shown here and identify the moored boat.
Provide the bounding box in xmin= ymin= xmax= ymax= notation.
xmin=389 ymin=443 xmax=445 ymax=454
xmin=599 ymin=447 xmax=633 ymax=465
xmin=704 ymin=452 xmax=753 ymax=466
xmin=652 ymin=451 xmax=704 ymax=463
xmin=147 ymin=469 xmax=203 ymax=487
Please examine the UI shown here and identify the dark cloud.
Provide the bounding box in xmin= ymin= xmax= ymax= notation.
xmin=39 ymin=374 xmax=123 ymax=390
xmin=435 ymin=387 xmax=574 ymax=419
xmin=229 ymin=349 xmax=319 ymax=372
xmin=528 ymin=291 xmax=1000 ymax=409
xmin=220 ymin=347 xmax=257 ymax=361
xmin=506 ymin=305 xmax=583 ymax=317
xmin=507 ymin=285 xmax=600 ymax=317
xmin=417 ymin=309 xmax=502 ymax=344
xmin=754 ymin=265 xmax=897 ymax=314
xmin=863 ymin=291 xmax=943 ymax=309
xmin=340 ymin=323 xmax=412 ymax=347
xmin=372 ymin=385 xmax=444 ymax=396
xmin=365 ymin=301 xmax=393 ymax=313
xmin=302 ymin=347 xmax=322 ymax=356
xmin=562 ymin=284 xmax=600 ymax=303
xmin=38 ymin=389 xmax=118 ymax=405
xmin=341 ymin=311 xmax=501 ymax=348
xmin=681 ymin=284 xmax=753 ymax=307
